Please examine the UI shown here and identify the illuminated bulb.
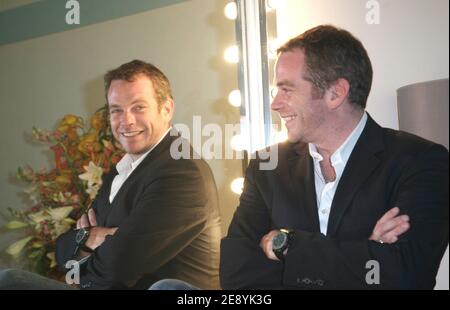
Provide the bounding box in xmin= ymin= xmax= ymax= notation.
xmin=267 ymin=0 xmax=281 ymax=10
xmin=270 ymin=86 xmax=278 ymax=99
xmin=224 ymin=45 xmax=239 ymax=63
xmin=224 ymin=2 xmax=237 ymax=20
xmin=228 ymin=89 xmax=241 ymax=107
xmin=230 ymin=134 xmax=246 ymax=151
xmin=268 ymin=39 xmax=282 ymax=59
xmin=231 ymin=177 xmax=245 ymax=195
xmin=274 ymin=130 xmax=288 ymax=143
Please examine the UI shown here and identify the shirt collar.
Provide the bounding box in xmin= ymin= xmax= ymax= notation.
xmin=116 ymin=127 xmax=172 ymax=175
xmin=308 ymin=112 xmax=367 ymax=167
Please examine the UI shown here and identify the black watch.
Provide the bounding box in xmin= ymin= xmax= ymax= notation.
xmin=272 ymin=229 xmax=293 ymax=260
xmin=74 ymin=227 xmax=93 ymax=255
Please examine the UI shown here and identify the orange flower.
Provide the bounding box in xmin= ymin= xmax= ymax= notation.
xmin=58 ymin=115 xmax=81 ymax=133
xmin=62 ymin=115 xmax=78 ymax=126
xmin=54 ymin=170 xmax=72 ymax=185
xmin=78 ymin=133 xmax=102 ymax=155
xmin=91 ymin=111 xmax=106 ymax=131
xmin=67 ymin=128 xmax=78 ymax=140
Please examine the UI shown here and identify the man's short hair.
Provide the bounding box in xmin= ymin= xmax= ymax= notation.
xmin=104 ymin=59 xmax=173 ymax=110
xmin=277 ymin=25 xmax=373 ymax=109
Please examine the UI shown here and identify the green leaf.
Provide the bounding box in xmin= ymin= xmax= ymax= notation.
xmin=28 ymin=248 xmax=44 ymax=259
xmin=5 ymin=220 xmax=29 ymax=229
xmin=6 ymin=236 xmax=32 ymax=257
xmin=31 ymin=242 xmax=44 ymax=249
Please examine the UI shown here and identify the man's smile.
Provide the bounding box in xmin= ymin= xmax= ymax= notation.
xmin=120 ymin=130 xmax=144 ymax=138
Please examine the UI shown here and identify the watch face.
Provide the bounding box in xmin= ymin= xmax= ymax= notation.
xmin=272 ymin=232 xmax=288 ymax=250
xmin=76 ymin=228 xmax=88 ymax=244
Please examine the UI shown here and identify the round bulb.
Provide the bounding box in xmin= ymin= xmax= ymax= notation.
xmin=274 ymin=130 xmax=288 ymax=143
xmin=267 ymin=0 xmax=281 ymax=10
xmin=268 ymin=39 xmax=281 ymax=59
xmin=231 ymin=177 xmax=245 ymax=195
xmin=228 ymin=89 xmax=241 ymax=107
xmin=230 ymin=134 xmax=246 ymax=151
xmin=224 ymin=2 xmax=237 ymax=20
xmin=224 ymin=45 xmax=239 ymax=63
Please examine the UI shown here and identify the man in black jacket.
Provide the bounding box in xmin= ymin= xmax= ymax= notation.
xmin=0 ymin=60 xmax=221 ymax=290
xmin=220 ymin=25 xmax=448 ymax=289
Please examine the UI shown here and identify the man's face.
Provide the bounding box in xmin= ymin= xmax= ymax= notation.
xmin=107 ymin=74 xmax=173 ymax=160
xmin=271 ymin=49 xmax=328 ymax=144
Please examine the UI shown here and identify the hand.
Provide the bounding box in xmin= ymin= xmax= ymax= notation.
xmin=85 ymin=226 xmax=118 ymax=250
xmin=76 ymin=208 xmax=97 ymax=229
xmin=259 ymin=230 xmax=282 ymax=261
xmin=369 ymin=207 xmax=410 ymax=244
xmin=76 ymin=208 xmax=118 ymax=250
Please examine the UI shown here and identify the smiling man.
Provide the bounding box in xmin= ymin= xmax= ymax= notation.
xmin=54 ymin=60 xmax=222 ymax=289
xmin=220 ymin=25 xmax=449 ymax=289
xmin=0 ymin=60 xmax=221 ymax=290
xmin=57 ymin=60 xmax=222 ymax=289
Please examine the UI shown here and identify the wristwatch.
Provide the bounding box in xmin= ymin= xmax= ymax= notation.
xmin=272 ymin=229 xmax=294 ymax=260
xmin=74 ymin=227 xmax=93 ymax=255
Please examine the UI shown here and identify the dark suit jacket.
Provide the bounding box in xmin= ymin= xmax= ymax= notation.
xmin=56 ymin=132 xmax=221 ymax=289
xmin=221 ymin=115 xmax=449 ymax=289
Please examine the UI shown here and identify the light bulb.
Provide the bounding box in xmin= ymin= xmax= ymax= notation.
xmin=224 ymin=45 xmax=239 ymax=63
xmin=228 ymin=89 xmax=241 ymax=107
xmin=274 ymin=130 xmax=288 ymax=143
xmin=224 ymin=2 xmax=237 ymax=20
xmin=231 ymin=177 xmax=245 ymax=195
xmin=268 ymin=39 xmax=282 ymax=59
xmin=270 ymin=86 xmax=278 ymax=100
xmin=230 ymin=134 xmax=246 ymax=151
xmin=267 ymin=0 xmax=281 ymax=10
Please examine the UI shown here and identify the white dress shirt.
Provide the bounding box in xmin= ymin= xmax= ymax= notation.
xmin=109 ymin=127 xmax=172 ymax=203
xmin=308 ymin=112 xmax=367 ymax=235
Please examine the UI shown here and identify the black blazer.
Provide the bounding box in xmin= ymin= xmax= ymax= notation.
xmin=56 ymin=132 xmax=221 ymax=289
xmin=221 ymin=115 xmax=449 ymax=289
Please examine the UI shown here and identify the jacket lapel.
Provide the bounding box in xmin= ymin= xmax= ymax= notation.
xmin=326 ymin=115 xmax=384 ymax=236
xmin=107 ymin=131 xmax=177 ymax=209
xmin=288 ymin=143 xmax=320 ymax=232
xmin=96 ymin=168 xmax=117 ymax=226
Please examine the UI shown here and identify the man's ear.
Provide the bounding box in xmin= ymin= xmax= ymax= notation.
xmin=161 ymin=98 xmax=175 ymax=121
xmin=326 ymin=78 xmax=350 ymax=109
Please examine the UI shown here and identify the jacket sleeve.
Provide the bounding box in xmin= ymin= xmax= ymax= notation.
xmin=55 ymin=229 xmax=78 ymax=270
xmin=220 ymin=158 xmax=284 ymax=289
xmin=79 ymin=159 xmax=211 ymax=289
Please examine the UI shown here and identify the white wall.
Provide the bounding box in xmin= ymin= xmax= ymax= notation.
xmin=277 ymin=0 xmax=449 ymax=289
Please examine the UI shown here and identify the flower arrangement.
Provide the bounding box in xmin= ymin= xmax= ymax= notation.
xmin=4 ymin=107 xmax=123 ymax=278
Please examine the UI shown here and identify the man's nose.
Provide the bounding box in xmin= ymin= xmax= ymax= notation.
xmin=271 ymin=93 xmax=283 ymax=112
xmin=121 ymin=110 xmax=135 ymax=125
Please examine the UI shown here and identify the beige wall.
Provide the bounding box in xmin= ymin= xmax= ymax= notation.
xmin=278 ymin=0 xmax=449 ymax=290
xmin=0 ymin=0 xmax=241 ymax=267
